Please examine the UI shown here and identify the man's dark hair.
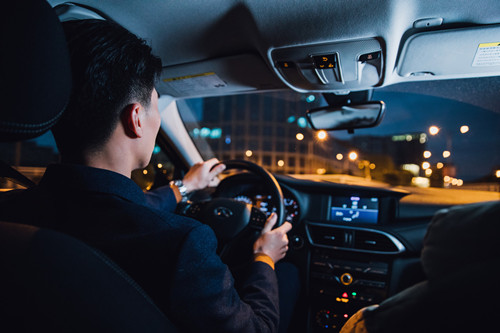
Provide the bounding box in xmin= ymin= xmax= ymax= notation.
xmin=52 ymin=19 xmax=162 ymax=160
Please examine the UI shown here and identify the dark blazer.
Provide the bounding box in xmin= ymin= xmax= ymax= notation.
xmin=0 ymin=164 xmax=279 ymax=333
xmin=145 ymin=183 xmax=178 ymax=213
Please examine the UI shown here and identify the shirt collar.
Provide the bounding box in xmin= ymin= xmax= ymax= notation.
xmin=39 ymin=164 xmax=147 ymax=205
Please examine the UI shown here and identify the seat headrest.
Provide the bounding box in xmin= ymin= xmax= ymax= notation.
xmin=0 ymin=0 xmax=71 ymax=142
xmin=421 ymin=200 xmax=500 ymax=281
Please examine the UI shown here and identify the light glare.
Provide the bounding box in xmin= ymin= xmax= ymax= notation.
xmin=429 ymin=126 xmax=440 ymax=135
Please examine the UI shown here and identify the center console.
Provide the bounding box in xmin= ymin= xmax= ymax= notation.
xmin=305 ymin=195 xmax=405 ymax=332
xmin=309 ymin=249 xmax=390 ymax=331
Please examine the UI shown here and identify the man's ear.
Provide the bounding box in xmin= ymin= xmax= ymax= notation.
xmin=122 ymin=103 xmax=144 ymax=138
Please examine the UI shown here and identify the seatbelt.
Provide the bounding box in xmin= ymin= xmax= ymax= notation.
xmin=0 ymin=160 xmax=35 ymax=188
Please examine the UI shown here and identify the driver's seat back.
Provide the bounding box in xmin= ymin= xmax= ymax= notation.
xmin=0 ymin=1 xmax=178 ymax=331
xmin=0 ymin=221 xmax=178 ymax=332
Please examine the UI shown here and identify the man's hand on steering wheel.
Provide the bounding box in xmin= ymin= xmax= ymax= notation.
xmin=182 ymin=158 xmax=226 ymax=193
xmin=176 ymin=159 xmax=289 ymax=266
xmin=253 ymin=213 xmax=292 ymax=264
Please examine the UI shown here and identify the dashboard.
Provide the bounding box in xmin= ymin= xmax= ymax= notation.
xmin=233 ymin=192 xmax=300 ymax=224
xmin=216 ymin=172 xmax=432 ymax=332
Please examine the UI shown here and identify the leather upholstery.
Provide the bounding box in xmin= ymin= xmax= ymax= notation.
xmin=0 ymin=0 xmax=71 ymax=141
xmin=341 ymin=200 xmax=500 ymax=333
xmin=0 ymin=221 xmax=178 ymax=332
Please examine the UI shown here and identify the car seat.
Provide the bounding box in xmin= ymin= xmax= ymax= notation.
xmin=0 ymin=0 xmax=178 ymax=331
xmin=340 ymin=200 xmax=500 ymax=333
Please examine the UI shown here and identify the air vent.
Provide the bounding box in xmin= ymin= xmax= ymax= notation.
xmin=306 ymin=222 xmax=405 ymax=254
xmin=354 ymin=230 xmax=400 ymax=252
xmin=307 ymin=225 xmax=345 ymax=247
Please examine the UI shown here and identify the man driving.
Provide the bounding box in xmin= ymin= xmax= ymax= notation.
xmin=0 ymin=19 xmax=292 ymax=333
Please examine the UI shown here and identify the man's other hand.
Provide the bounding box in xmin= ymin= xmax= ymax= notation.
xmin=253 ymin=213 xmax=292 ymax=264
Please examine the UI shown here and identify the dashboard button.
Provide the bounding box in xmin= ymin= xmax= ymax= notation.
xmin=340 ymin=272 xmax=353 ymax=286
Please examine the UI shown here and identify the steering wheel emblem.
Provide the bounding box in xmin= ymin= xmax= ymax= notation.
xmin=214 ymin=206 xmax=233 ymax=218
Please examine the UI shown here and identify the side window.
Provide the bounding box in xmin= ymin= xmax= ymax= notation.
xmin=131 ymin=143 xmax=176 ymax=191
xmin=0 ymin=131 xmax=59 ymax=190
xmin=0 ymin=130 xmax=176 ymax=192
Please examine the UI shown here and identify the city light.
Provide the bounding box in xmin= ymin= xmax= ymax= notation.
xmin=436 ymin=162 xmax=444 ymax=169
xmin=402 ymin=164 xmax=420 ymax=176
xmin=336 ymin=153 xmax=343 ymax=160
xmin=245 ymin=150 xmax=253 ymax=157
xmin=496 ymin=170 xmax=500 ymax=178
xmin=425 ymin=169 xmax=432 ymax=176
xmin=306 ymin=95 xmax=316 ymax=103
xmin=316 ymin=168 xmax=326 ymax=175
xmin=422 ymin=161 xmax=430 ymax=170
xmin=157 ymin=163 xmax=163 ymax=169
xmin=419 ymin=133 xmax=427 ymax=144
xmin=296 ymin=133 xmax=304 ymax=141
xmin=429 ymin=126 xmax=440 ymax=135
xmin=443 ymin=150 xmax=451 ymax=158
xmin=348 ymin=151 xmax=358 ymax=161
xmin=317 ymin=130 xmax=327 ymax=140
xmin=369 ymin=163 xmax=376 ymax=170
xmin=460 ymin=125 xmax=469 ymax=134
xmin=142 ymin=169 xmax=148 ymax=175
xmin=423 ymin=151 xmax=432 ymax=158
xmin=193 ymin=127 xmax=222 ymax=139
xmin=412 ymin=177 xmax=430 ymax=188
xmin=277 ymin=159 xmax=285 ymax=167
xmin=443 ymin=176 xmax=464 ymax=187
xmin=297 ymin=117 xmax=308 ymax=128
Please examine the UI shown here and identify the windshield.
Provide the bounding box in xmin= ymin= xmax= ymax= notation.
xmin=178 ymin=88 xmax=500 ymax=194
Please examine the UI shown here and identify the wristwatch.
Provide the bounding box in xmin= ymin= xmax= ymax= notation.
xmin=170 ymin=179 xmax=188 ymax=200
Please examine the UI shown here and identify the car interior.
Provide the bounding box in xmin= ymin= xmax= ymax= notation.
xmin=1 ymin=0 xmax=500 ymax=332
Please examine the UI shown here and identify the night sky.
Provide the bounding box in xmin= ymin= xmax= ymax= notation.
xmin=334 ymin=90 xmax=500 ymax=181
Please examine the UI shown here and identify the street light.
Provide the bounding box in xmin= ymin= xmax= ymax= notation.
xmin=429 ymin=126 xmax=440 ymax=136
xmin=348 ymin=151 xmax=358 ymax=161
xmin=296 ymin=133 xmax=304 ymax=141
xmin=442 ymin=150 xmax=451 ymax=158
xmin=423 ymin=151 xmax=432 ymax=159
xmin=336 ymin=153 xmax=343 ymax=160
xmin=460 ymin=125 xmax=469 ymax=134
xmin=245 ymin=150 xmax=253 ymax=157
xmin=317 ymin=130 xmax=327 ymax=140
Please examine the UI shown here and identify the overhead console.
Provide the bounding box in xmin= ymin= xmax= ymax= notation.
xmin=269 ymin=38 xmax=383 ymax=92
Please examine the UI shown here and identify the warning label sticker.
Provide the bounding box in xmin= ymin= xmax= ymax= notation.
xmin=472 ymin=42 xmax=500 ymax=67
xmin=162 ymin=72 xmax=227 ymax=94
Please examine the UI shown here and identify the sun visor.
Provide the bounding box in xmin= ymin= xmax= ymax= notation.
xmin=398 ymin=24 xmax=500 ymax=78
xmin=158 ymin=54 xmax=285 ymax=98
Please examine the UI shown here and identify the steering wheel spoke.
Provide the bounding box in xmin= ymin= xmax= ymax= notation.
xmin=249 ymin=207 xmax=267 ymax=230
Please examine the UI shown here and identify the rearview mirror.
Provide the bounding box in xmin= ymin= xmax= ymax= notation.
xmin=306 ymin=101 xmax=385 ymax=131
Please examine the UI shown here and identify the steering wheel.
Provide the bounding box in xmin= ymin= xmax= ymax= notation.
xmin=177 ymin=159 xmax=285 ymax=265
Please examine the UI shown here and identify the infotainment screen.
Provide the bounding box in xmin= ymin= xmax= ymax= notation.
xmin=330 ymin=196 xmax=379 ymax=224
